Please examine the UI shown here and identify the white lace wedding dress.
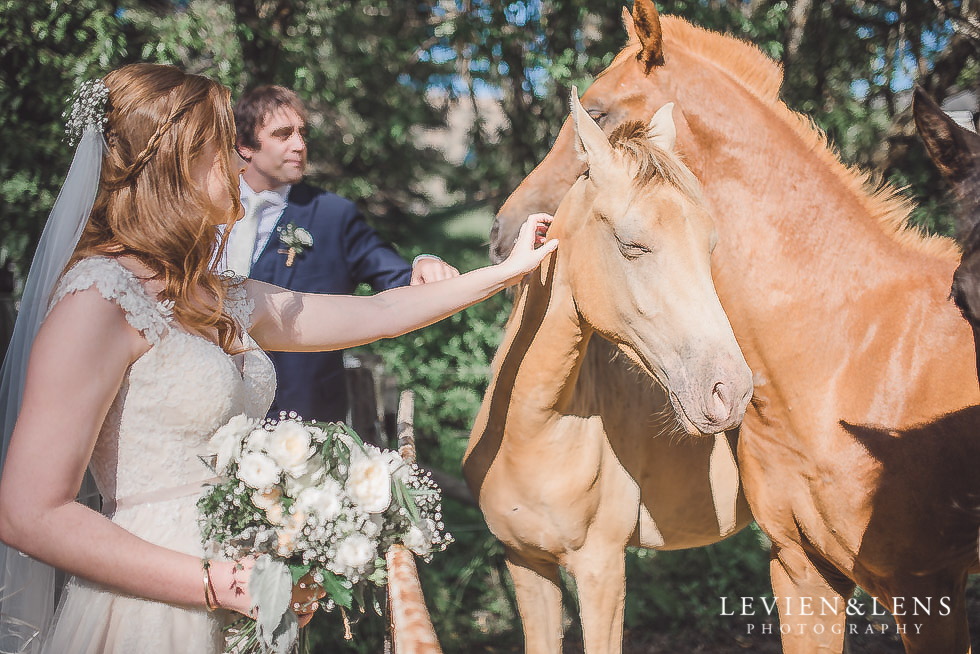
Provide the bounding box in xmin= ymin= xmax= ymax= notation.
xmin=38 ymin=256 xmax=276 ymax=654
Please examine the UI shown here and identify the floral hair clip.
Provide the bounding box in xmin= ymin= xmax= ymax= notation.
xmin=63 ymin=79 xmax=109 ymax=146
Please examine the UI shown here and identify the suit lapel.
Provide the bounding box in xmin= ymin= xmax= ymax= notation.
xmin=254 ymin=189 xmax=315 ymax=288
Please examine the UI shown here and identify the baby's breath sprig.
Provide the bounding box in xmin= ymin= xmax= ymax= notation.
xmin=63 ymin=79 xmax=109 ymax=146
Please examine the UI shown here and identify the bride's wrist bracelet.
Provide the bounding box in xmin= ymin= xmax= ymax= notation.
xmin=202 ymin=558 xmax=219 ymax=611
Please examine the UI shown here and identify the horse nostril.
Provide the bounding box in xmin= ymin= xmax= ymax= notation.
xmin=709 ymin=381 xmax=732 ymax=422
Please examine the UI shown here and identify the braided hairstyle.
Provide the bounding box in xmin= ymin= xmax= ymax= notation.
xmin=70 ymin=63 xmax=243 ymax=354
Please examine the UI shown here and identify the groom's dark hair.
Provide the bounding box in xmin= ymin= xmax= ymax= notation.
xmin=234 ymin=85 xmax=309 ymax=151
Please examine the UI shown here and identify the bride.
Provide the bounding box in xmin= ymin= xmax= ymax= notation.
xmin=0 ymin=63 xmax=556 ymax=654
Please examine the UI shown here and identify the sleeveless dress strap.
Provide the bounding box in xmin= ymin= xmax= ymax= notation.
xmin=47 ymin=257 xmax=173 ymax=346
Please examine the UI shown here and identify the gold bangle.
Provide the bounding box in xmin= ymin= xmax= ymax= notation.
xmin=202 ymin=559 xmax=219 ymax=612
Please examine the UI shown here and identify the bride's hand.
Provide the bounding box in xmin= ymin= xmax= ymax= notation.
xmin=210 ymin=558 xmax=255 ymax=616
xmin=497 ymin=213 xmax=558 ymax=286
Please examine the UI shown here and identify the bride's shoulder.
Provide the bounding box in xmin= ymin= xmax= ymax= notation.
xmin=49 ymin=256 xmax=172 ymax=345
xmin=50 ymin=257 xmax=122 ymax=304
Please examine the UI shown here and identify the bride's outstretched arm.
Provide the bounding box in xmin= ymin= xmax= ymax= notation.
xmin=0 ymin=287 xmax=252 ymax=615
xmin=248 ymin=213 xmax=557 ymax=352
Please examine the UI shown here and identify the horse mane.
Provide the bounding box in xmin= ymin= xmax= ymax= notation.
xmin=609 ymin=120 xmax=702 ymax=202
xmin=646 ymin=16 xmax=958 ymax=261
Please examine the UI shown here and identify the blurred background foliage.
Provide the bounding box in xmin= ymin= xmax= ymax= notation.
xmin=1 ymin=0 xmax=979 ymax=651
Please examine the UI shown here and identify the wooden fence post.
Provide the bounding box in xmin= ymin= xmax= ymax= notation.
xmin=386 ymin=390 xmax=442 ymax=654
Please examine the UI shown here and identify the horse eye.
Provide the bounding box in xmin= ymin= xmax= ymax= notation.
xmin=588 ymin=110 xmax=608 ymax=124
xmin=616 ymin=237 xmax=651 ymax=260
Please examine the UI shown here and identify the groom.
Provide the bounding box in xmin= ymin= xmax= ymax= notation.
xmin=228 ymin=85 xmax=458 ymax=423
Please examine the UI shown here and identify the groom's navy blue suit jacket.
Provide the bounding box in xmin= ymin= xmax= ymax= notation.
xmin=249 ymin=182 xmax=412 ymax=423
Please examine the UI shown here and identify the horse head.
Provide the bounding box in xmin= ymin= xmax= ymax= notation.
xmin=913 ymin=87 xmax=980 ymax=327
xmin=552 ymin=88 xmax=752 ymax=435
xmin=492 ymin=0 xmax=681 ymax=263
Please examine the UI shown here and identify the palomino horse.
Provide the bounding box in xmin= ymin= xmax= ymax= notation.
xmin=464 ymin=90 xmax=754 ymax=654
xmin=489 ymin=2 xmax=980 ymax=652
xmin=915 ymin=88 xmax=980 ymax=376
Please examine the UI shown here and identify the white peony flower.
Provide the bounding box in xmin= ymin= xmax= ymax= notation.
xmin=295 ymin=480 xmax=343 ymax=522
xmin=237 ymin=452 xmax=280 ymax=489
xmin=347 ymin=452 xmax=392 ymax=513
xmin=266 ymin=421 xmax=314 ymax=476
xmin=208 ymin=414 xmax=253 ymax=471
xmin=403 ymin=524 xmax=431 ymax=556
xmin=244 ymin=428 xmax=268 ymax=453
xmin=335 ymin=533 xmax=375 ymax=571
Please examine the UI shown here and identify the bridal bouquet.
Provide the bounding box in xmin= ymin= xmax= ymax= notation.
xmin=198 ymin=415 xmax=451 ymax=654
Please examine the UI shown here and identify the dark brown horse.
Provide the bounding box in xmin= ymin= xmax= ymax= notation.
xmin=489 ymin=2 xmax=980 ymax=652
xmin=915 ymin=88 xmax=980 ymax=380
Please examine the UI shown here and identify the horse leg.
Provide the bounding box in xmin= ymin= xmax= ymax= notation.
xmin=769 ymin=545 xmax=855 ymax=654
xmin=505 ymin=551 xmax=563 ymax=654
xmin=891 ymin=574 xmax=970 ymax=654
xmin=565 ymin=542 xmax=626 ymax=654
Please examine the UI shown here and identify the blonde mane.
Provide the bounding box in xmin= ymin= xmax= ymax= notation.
xmin=649 ymin=16 xmax=958 ymax=260
xmin=608 ymin=120 xmax=702 ymax=202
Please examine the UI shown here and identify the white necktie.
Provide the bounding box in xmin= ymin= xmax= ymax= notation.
xmin=227 ymin=194 xmax=265 ymax=276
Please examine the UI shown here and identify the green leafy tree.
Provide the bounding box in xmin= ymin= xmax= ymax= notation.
xmin=0 ymin=1 xmax=129 ymax=271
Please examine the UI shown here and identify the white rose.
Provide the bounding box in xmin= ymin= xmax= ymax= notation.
xmin=276 ymin=510 xmax=307 ymax=556
xmin=403 ymin=524 xmax=431 ymax=556
xmin=244 ymin=428 xmax=269 ymax=453
xmin=251 ymin=488 xmax=285 ymax=524
xmin=267 ymin=421 xmax=313 ymax=476
xmin=251 ymin=487 xmax=282 ymax=511
xmin=265 ymin=503 xmax=285 ymax=525
xmin=295 ymin=480 xmax=343 ymax=522
xmin=237 ymin=452 xmax=280 ymax=489
xmin=284 ymin=458 xmax=327 ymax=496
xmin=362 ymin=514 xmax=383 ymax=539
xmin=347 ymin=453 xmax=392 ymax=513
xmin=208 ymin=414 xmax=253 ymax=471
xmin=335 ymin=533 xmax=375 ymax=571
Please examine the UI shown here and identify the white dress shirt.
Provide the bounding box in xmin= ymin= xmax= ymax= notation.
xmin=218 ymin=178 xmax=290 ymax=273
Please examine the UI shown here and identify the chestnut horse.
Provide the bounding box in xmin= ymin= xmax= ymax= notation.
xmin=490 ymin=2 xmax=980 ymax=652
xmin=463 ymin=90 xmax=754 ymax=654
xmin=915 ymin=88 xmax=980 ymax=379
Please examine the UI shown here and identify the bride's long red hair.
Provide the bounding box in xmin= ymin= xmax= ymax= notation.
xmin=69 ymin=63 xmax=243 ymax=353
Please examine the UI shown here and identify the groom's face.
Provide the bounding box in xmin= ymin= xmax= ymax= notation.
xmin=241 ymin=106 xmax=308 ymax=189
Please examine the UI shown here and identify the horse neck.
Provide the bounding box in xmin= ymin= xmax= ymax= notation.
xmin=668 ymin=57 xmax=919 ymax=276
xmin=483 ymin=253 xmax=591 ymax=438
xmin=664 ymin=48 xmax=979 ymax=422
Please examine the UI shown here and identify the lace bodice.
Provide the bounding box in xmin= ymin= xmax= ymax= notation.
xmin=47 ymin=257 xmax=276 ymax=508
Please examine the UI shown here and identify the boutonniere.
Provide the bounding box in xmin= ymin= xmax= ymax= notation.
xmin=277 ymin=223 xmax=313 ymax=267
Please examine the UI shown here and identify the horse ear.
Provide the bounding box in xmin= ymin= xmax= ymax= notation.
xmin=570 ymin=86 xmax=615 ymax=174
xmin=914 ymin=87 xmax=980 ymax=236
xmin=648 ymin=102 xmax=676 ymax=151
xmin=622 ymin=6 xmax=639 ymax=44
xmin=632 ymin=0 xmax=665 ymax=71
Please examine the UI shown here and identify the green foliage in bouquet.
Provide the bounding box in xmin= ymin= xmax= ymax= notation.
xmin=198 ymin=417 xmax=451 ymax=654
